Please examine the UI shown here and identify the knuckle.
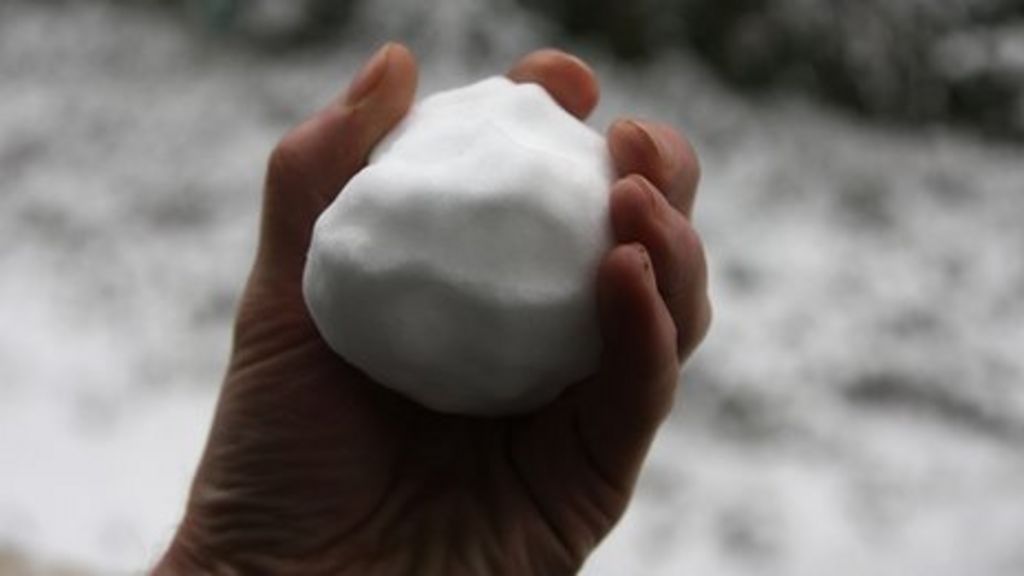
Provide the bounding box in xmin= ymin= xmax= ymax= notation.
xmin=646 ymin=123 xmax=681 ymax=181
xmin=673 ymin=220 xmax=704 ymax=264
xmin=266 ymin=131 xmax=306 ymax=189
xmin=672 ymin=136 xmax=701 ymax=200
xmin=679 ymin=297 xmax=713 ymax=361
xmin=665 ymin=221 xmax=706 ymax=305
xmin=649 ymin=215 xmax=678 ymax=259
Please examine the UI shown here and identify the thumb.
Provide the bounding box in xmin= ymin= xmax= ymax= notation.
xmin=579 ymin=243 xmax=681 ymax=491
xmin=255 ymin=43 xmax=418 ymax=288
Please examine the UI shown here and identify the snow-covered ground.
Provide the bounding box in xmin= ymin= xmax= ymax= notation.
xmin=2 ymin=1 xmax=1023 ymax=574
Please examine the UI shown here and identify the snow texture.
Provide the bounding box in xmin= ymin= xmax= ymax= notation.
xmin=2 ymin=1 xmax=1024 ymax=575
xmin=304 ymin=76 xmax=612 ymax=415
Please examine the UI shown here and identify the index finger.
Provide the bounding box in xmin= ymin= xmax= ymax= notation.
xmin=608 ymin=119 xmax=701 ymax=218
xmin=507 ymin=49 xmax=600 ymax=120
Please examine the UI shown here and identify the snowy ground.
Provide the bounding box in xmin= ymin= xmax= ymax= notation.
xmin=2 ymin=1 xmax=1024 ymax=574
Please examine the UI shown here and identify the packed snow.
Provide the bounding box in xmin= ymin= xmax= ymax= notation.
xmin=2 ymin=1 xmax=1023 ymax=574
xmin=306 ymin=76 xmax=612 ymax=415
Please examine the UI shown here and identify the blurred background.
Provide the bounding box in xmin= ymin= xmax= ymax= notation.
xmin=2 ymin=0 xmax=1023 ymax=574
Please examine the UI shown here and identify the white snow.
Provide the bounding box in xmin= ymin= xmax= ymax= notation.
xmin=2 ymin=1 xmax=1024 ymax=574
xmin=305 ymin=76 xmax=612 ymax=414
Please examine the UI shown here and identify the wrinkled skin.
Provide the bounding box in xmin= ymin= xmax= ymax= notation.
xmin=155 ymin=44 xmax=711 ymax=576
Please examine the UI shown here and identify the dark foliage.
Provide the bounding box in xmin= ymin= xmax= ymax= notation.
xmin=518 ymin=0 xmax=1024 ymax=139
xmin=146 ymin=0 xmax=360 ymax=50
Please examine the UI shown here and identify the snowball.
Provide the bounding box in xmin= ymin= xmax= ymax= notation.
xmin=303 ymin=76 xmax=613 ymax=415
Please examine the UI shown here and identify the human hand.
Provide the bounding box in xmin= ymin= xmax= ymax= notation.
xmin=155 ymin=43 xmax=710 ymax=576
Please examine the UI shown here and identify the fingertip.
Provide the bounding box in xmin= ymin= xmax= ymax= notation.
xmin=607 ymin=118 xmax=655 ymax=177
xmin=330 ymin=43 xmax=418 ymax=174
xmin=342 ymin=43 xmax=418 ymax=114
xmin=609 ymin=175 xmax=657 ymax=242
xmin=607 ymin=118 xmax=701 ymax=217
xmin=610 ymin=175 xmax=654 ymax=208
xmin=555 ymin=50 xmax=600 ymax=117
xmin=381 ymin=42 xmax=419 ymax=103
xmin=507 ymin=48 xmax=600 ymax=119
xmin=352 ymin=43 xmax=417 ymax=120
xmin=255 ymin=43 xmax=420 ymax=286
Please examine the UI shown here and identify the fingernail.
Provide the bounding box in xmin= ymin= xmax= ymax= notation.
xmin=625 ymin=175 xmax=659 ymax=213
xmin=563 ymin=51 xmax=594 ymax=76
xmin=346 ymin=43 xmax=392 ymax=104
xmin=623 ymin=119 xmax=667 ymax=163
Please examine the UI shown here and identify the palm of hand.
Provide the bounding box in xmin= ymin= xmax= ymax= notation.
xmin=161 ymin=45 xmax=709 ymax=576
xmin=186 ymin=282 xmax=621 ymax=575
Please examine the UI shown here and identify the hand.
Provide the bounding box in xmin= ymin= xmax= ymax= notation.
xmin=155 ymin=43 xmax=710 ymax=576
